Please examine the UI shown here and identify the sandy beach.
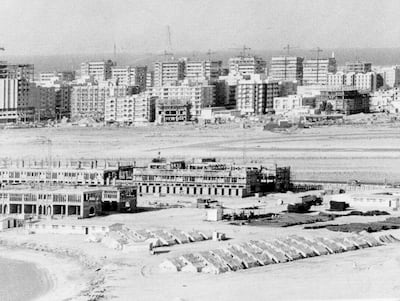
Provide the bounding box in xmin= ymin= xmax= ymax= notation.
xmin=0 ymin=246 xmax=92 ymax=301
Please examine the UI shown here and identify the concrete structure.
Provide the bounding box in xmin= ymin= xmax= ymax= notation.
xmin=128 ymin=159 xmax=261 ymax=198
xmin=7 ymin=64 xmax=34 ymax=82
xmin=270 ymin=56 xmax=303 ymax=84
xmin=0 ymin=159 xmax=124 ymax=185
xmin=104 ymin=93 xmax=157 ymax=124
xmin=229 ymin=56 xmax=266 ymax=76
xmin=236 ymin=75 xmax=279 ymax=115
xmin=70 ymin=84 xmax=127 ymax=120
xmin=154 ymin=60 xmax=185 ymax=86
xmin=345 ymin=61 xmax=372 ymax=73
xmin=303 ymin=57 xmax=337 ymax=85
xmin=146 ymin=71 xmax=154 ymax=88
xmin=80 ymin=60 xmax=115 ymax=82
xmin=39 ymin=71 xmax=75 ymax=86
xmin=155 ymin=99 xmax=190 ymax=123
xmin=29 ymin=84 xmax=57 ymax=120
xmin=111 ymin=66 xmax=147 ymax=91
xmin=380 ymin=66 xmax=400 ymax=88
xmin=317 ymin=87 xmax=369 ymax=115
xmin=185 ymin=60 xmax=222 ymax=82
xmin=0 ymin=186 xmax=103 ymax=218
xmin=199 ymin=107 xmax=241 ymax=123
xmin=147 ymin=83 xmax=215 ymax=119
xmin=0 ymin=78 xmax=33 ymax=123
xmin=273 ymin=95 xmax=316 ymax=115
xmin=370 ymin=88 xmax=400 ymax=113
xmin=355 ymin=72 xmax=376 ymax=92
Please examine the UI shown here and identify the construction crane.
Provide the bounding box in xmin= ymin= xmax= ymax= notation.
xmin=282 ymin=44 xmax=299 ymax=80
xmin=206 ymin=49 xmax=216 ymax=60
xmin=283 ymin=44 xmax=298 ymax=56
xmin=230 ymin=45 xmax=251 ymax=57
xmin=310 ymin=47 xmax=323 ymax=84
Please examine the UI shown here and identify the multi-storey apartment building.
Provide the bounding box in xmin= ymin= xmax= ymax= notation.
xmin=229 ymin=56 xmax=266 ymax=76
xmin=270 ymin=56 xmax=304 ymax=83
xmin=236 ymin=76 xmax=280 ymax=115
xmin=104 ymin=93 xmax=157 ymax=124
xmin=147 ymin=82 xmax=215 ymax=119
xmin=380 ymin=66 xmax=400 ymax=88
xmin=345 ymin=61 xmax=372 ymax=73
xmin=0 ymin=78 xmax=33 ymax=122
xmin=70 ymin=84 xmax=127 ymax=120
xmin=29 ymin=84 xmax=57 ymax=120
xmin=7 ymin=64 xmax=35 ymax=82
xmin=154 ymin=60 xmax=185 ymax=86
xmin=185 ymin=60 xmax=222 ymax=82
xmin=80 ymin=60 xmax=115 ymax=81
xmin=273 ymin=95 xmax=316 ymax=115
xmin=355 ymin=72 xmax=376 ymax=92
xmin=303 ymin=57 xmax=337 ymax=85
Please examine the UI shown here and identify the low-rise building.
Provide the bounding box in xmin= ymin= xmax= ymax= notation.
xmin=155 ymin=99 xmax=190 ymax=123
xmin=273 ymin=95 xmax=316 ymax=115
xmin=0 ymin=186 xmax=103 ymax=218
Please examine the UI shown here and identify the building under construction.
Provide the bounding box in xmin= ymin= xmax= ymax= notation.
xmin=117 ymin=158 xmax=291 ymax=198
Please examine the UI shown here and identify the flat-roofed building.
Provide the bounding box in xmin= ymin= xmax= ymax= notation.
xmin=229 ymin=56 xmax=266 ymax=76
xmin=0 ymin=159 xmax=123 ymax=185
xmin=155 ymin=99 xmax=190 ymax=123
xmin=80 ymin=60 xmax=115 ymax=81
xmin=0 ymin=186 xmax=103 ymax=218
xmin=270 ymin=56 xmax=303 ymax=83
xmin=345 ymin=61 xmax=372 ymax=73
xmin=104 ymin=93 xmax=157 ymax=124
xmin=154 ymin=60 xmax=185 ymax=86
xmin=303 ymin=57 xmax=337 ymax=85
xmin=185 ymin=60 xmax=222 ymax=82
xmin=236 ymin=75 xmax=279 ymax=115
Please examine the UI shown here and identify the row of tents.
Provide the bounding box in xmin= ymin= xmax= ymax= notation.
xmin=160 ymin=234 xmax=398 ymax=274
xmin=93 ymin=224 xmax=212 ymax=251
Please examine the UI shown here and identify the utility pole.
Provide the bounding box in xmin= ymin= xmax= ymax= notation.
xmin=310 ymin=47 xmax=323 ymax=84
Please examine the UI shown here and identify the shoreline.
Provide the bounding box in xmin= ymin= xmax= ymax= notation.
xmin=0 ymin=245 xmax=100 ymax=301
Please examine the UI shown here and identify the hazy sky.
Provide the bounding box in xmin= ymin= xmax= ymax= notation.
xmin=1 ymin=0 xmax=400 ymax=55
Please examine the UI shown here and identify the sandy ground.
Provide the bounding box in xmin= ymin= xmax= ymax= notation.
xmin=2 ymin=198 xmax=400 ymax=300
xmin=1 ymin=123 xmax=400 ymax=183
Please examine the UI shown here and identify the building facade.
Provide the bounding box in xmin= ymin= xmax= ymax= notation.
xmin=236 ymin=77 xmax=279 ymax=115
xmin=155 ymin=99 xmax=190 ymax=123
xmin=303 ymin=57 xmax=337 ymax=85
xmin=80 ymin=60 xmax=115 ymax=82
xmin=154 ymin=61 xmax=185 ymax=86
xmin=345 ymin=61 xmax=372 ymax=73
xmin=229 ymin=56 xmax=266 ymax=76
xmin=70 ymin=84 xmax=127 ymax=120
xmin=270 ymin=56 xmax=303 ymax=83
xmin=147 ymin=83 xmax=215 ymax=119
xmin=104 ymin=93 xmax=157 ymax=124
xmin=185 ymin=60 xmax=222 ymax=82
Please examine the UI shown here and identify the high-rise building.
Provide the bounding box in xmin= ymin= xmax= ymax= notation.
xmin=345 ymin=61 xmax=372 ymax=73
xmin=0 ymin=78 xmax=33 ymax=122
xmin=70 ymin=84 xmax=127 ymax=120
xmin=146 ymin=71 xmax=154 ymax=89
xmin=7 ymin=64 xmax=35 ymax=82
xmin=130 ymin=66 xmax=147 ymax=91
xmin=28 ymin=84 xmax=57 ymax=120
xmin=154 ymin=61 xmax=185 ymax=86
xmin=80 ymin=60 xmax=115 ymax=81
xmin=229 ymin=56 xmax=266 ymax=76
xmin=355 ymin=72 xmax=376 ymax=92
xmin=236 ymin=76 xmax=280 ymax=115
xmin=185 ymin=60 xmax=222 ymax=82
xmin=147 ymin=82 xmax=215 ymax=119
xmin=111 ymin=66 xmax=130 ymax=86
xmin=303 ymin=57 xmax=337 ymax=85
xmin=381 ymin=66 xmax=400 ymax=88
xmin=270 ymin=56 xmax=303 ymax=83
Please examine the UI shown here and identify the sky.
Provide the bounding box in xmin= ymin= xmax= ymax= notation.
xmin=1 ymin=0 xmax=400 ymax=56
